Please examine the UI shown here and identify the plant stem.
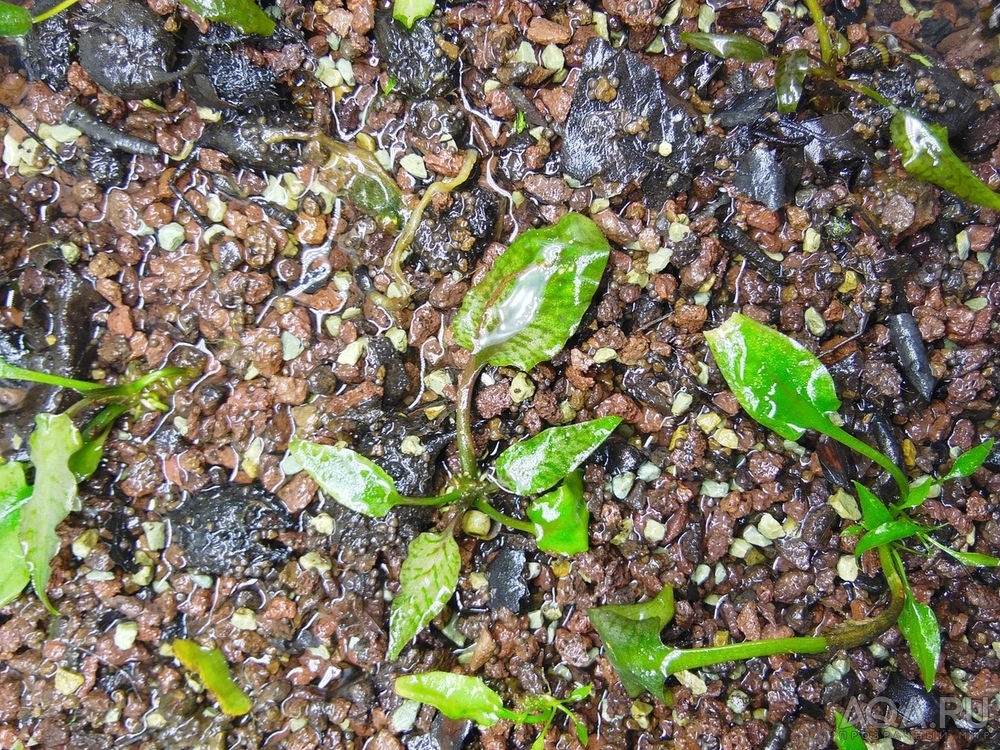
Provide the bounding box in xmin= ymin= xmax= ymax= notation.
xmin=0 ymin=357 xmax=104 ymax=393
xmin=403 ymin=490 xmax=466 ymax=507
xmin=455 ymin=360 xmax=482 ymax=481
xmin=662 ymin=636 xmax=830 ymax=675
xmin=32 ymin=0 xmax=79 ymax=23
xmin=802 ymin=0 xmax=833 ymax=65
xmin=824 ymin=422 xmax=910 ymax=500
xmin=473 ymin=497 xmax=534 ymax=535
xmin=822 ymin=545 xmax=905 ymax=650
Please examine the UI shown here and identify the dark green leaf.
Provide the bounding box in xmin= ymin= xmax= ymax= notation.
xmin=389 ymin=529 xmax=460 ymax=659
xmin=290 ymin=440 xmax=405 ymax=517
xmin=176 ymin=0 xmax=275 ymax=36
xmin=0 ymin=462 xmax=31 ymax=608
xmin=891 ymin=109 xmax=1000 ymax=211
xmin=833 ymin=711 xmax=867 ymax=750
xmin=704 ymin=313 xmax=841 ymax=441
xmin=21 ymin=414 xmax=81 ymax=614
xmin=392 ymin=0 xmax=434 ymax=28
xmin=0 ymin=1 xmax=32 ymax=37
xmin=679 ymin=32 xmax=769 ymax=62
xmin=941 ymin=439 xmax=994 ymax=482
xmin=775 ymin=50 xmax=809 ymax=114
xmin=526 ymin=471 xmax=589 ymax=556
xmin=395 ymin=672 xmax=507 ymax=726
xmin=173 ymin=639 xmax=252 ymax=716
xmin=587 ymin=586 xmax=674 ymax=700
xmin=853 ymin=481 xmax=892 ymax=531
xmin=854 ymin=519 xmax=925 ymax=557
xmin=897 ymin=594 xmax=940 ymax=691
xmin=495 ymin=416 xmax=621 ymax=495
xmin=452 ymin=213 xmax=611 ymax=371
xmin=924 ymin=535 xmax=1000 ymax=568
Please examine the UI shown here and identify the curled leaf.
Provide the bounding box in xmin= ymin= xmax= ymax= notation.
xmin=526 ymin=471 xmax=589 ymax=556
xmin=389 ymin=529 xmax=460 ymax=659
xmin=290 ymin=440 xmax=404 ymax=517
xmin=173 ymin=639 xmax=253 ymax=716
xmin=176 ymin=0 xmax=275 ymax=36
xmin=452 ymin=213 xmax=611 ymax=371
xmin=775 ymin=50 xmax=809 ymax=115
xmin=891 ymin=109 xmax=1000 ymax=211
xmin=395 ymin=672 xmax=507 ymax=725
xmin=588 ymin=586 xmax=674 ymax=700
xmin=495 ymin=416 xmax=621 ymax=495
xmin=680 ymin=32 xmax=769 ymax=62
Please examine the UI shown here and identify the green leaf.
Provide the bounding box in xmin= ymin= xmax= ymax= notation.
xmin=897 ymin=593 xmax=940 ymax=691
xmin=775 ymin=50 xmax=809 ymax=114
xmin=897 ymin=475 xmax=934 ymax=511
xmin=452 ymin=212 xmax=611 ymax=371
xmin=891 ymin=109 xmax=1000 ymax=211
xmin=853 ymin=481 xmax=892 ymax=531
xmin=526 ymin=471 xmax=589 ymax=556
xmin=941 ymin=439 xmax=994 ymax=482
xmin=679 ymin=32 xmax=769 ymax=62
xmin=389 ymin=529 xmax=460 ymax=659
xmin=290 ymin=440 xmax=405 ymax=517
xmin=172 ymin=639 xmax=253 ymax=716
xmin=0 ymin=462 xmax=31 ymax=607
xmin=395 ymin=672 xmax=507 ymax=726
xmin=923 ymin=535 xmax=1000 ymax=568
xmin=587 ymin=586 xmax=674 ymax=700
xmin=495 ymin=416 xmax=621 ymax=495
xmin=833 ymin=711 xmax=867 ymax=750
xmin=0 ymin=0 xmax=30 ymax=36
xmin=854 ymin=519 xmax=926 ymax=557
xmin=176 ymin=0 xmax=275 ymax=36
xmin=20 ymin=414 xmax=82 ymax=614
xmin=704 ymin=313 xmax=842 ymax=441
xmin=392 ymin=0 xmax=434 ymax=29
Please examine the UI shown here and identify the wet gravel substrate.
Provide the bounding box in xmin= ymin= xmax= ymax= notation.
xmin=2 ymin=0 xmax=1000 ymax=747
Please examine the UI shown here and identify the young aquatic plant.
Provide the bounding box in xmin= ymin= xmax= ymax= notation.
xmin=0 ymin=358 xmax=191 ymax=611
xmin=290 ymin=212 xmax=618 ymax=658
xmin=172 ymin=639 xmax=253 ymax=716
xmin=588 ymin=313 xmax=995 ymax=701
xmin=392 ymin=0 xmax=434 ymax=29
xmin=681 ymin=9 xmax=1000 ymax=211
xmin=395 ymin=671 xmax=591 ymax=749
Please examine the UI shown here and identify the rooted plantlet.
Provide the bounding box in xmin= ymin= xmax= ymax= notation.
xmin=292 ymin=212 xmax=617 ymax=656
xmin=395 ymin=671 xmax=591 ymax=748
xmin=590 ymin=313 xmax=996 ymax=701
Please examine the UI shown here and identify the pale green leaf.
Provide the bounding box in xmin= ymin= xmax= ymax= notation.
xmin=452 ymin=213 xmax=611 ymax=371
xmin=495 ymin=416 xmax=621 ymax=495
xmin=526 ymin=471 xmax=589 ymax=556
xmin=173 ymin=639 xmax=252 ymax=716
xmin=290 ymin=440 xmax=404 ymax=517
xmin=0 ymin=462 xmax=31 ymax=607
xmin=392 ymin=0 xmax=434 ymax=28
xmin=389 ymin=530 xmax=460 ymax=659
xmin=20 ymin=414 xmax=82 ymax=614
xmin=395 ymin=672 xmax=506 ymax=726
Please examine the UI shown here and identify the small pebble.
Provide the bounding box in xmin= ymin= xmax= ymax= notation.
xmin=837 ymin=554 xmax=859 ymax=582
xmin=757 ymin=513 xmax=785 ymax=540
xmin=612 ymin=472 xmax=636 ymax=499
xmin=643 ymin=519 xmax=666 ymax=543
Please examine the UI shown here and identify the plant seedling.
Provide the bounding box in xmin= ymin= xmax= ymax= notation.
xmin=291 ymin=212 xmax=619 ymax=658
xmin=589 ymin=313 xmax=996 ymax=701
xmin=680 ymin=4 xmax=1000 ymax=211
xmin=395 ymin=671 xmax=591 ymax=749
xmin=392 ymin=0 xmax=434 ymax=29
xmin=0 ymin=357 xmax=192 ymax=611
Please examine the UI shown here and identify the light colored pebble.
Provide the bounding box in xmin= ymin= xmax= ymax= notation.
xmin=114 ymin=621 xmax=138 ymax=650
xmin=400 ymin=435 xmax=425 ymax=456
xmin=715 ymin=428 xmax=739 ymax=449
xmin=593 ymin=347 xmax=618 ymax=363
xmin=282 ymin=331 xmax=306 ymax=361
xmin=424 ymin=369 xmax=452 ymax=396
xmin=637 ymin=462 xmax=661 ymax=482
xmin=391 ymin=700 xmax=421 ymax=733
xmin=157 ymin=222 xmax=186 ymax=252
xmin=804 ymin=307 xmax=826 ymax=336
xmin=742 ymin=526 xmax=772 ymax=548
xmin=829 ymin=488 xmax=862 ymax=520
xmin=510 ymin=372 xmax=535 ymax=403
xmin=675 ymin=669 xmax=708 ymax=695
xmin=300 ymin=551 xmax=332 ymax=573
xmin=701 ymin=479 xmax=729 ymax=498
xmin=644 ymin=519 xmax=666 ymax=544
xmin=54 ymin=668 xmax=84 ymax=696
xmin=696 ymin=412 xmax=722 ymax=434
xmin=691 ymin=564 xmax=711 ymax=585
xmin=729 ymin=538 xmax=752 ymax=558
xmin=541 ymin=44 xmax=564 ymax=71
xmin=400 ymin=153 xmax=428 ymax=180
xmin=337 ymin=337 xmax=367 ymax=366
xmin=612 ymin=472 xmax=636 ymax=499
xmin=671 ymin=391 xmax=693 ymax=416
xmin=837 ymin=554 xmax=859 ymax=582
xmin=231 ymin=608 xmax=258 ymax=631
xmin=757 ymin=513 xmax=785 ymax=540
xmin=309 ymin=513 xmax=335 ymax=535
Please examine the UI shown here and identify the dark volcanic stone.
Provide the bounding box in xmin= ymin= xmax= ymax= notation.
xmin=374 ymin=13 xmax=458 ymax=99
